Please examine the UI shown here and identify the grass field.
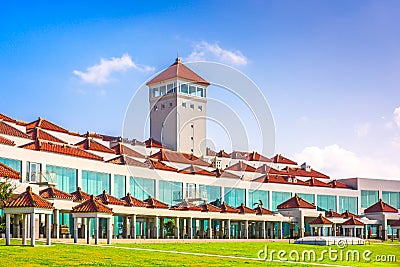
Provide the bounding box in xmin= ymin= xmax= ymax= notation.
xmin=0 ymin=239 xmax=399 ymax=266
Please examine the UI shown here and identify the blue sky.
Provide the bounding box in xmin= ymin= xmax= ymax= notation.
xmin=1 ymin=1 xmax=400 ymax=179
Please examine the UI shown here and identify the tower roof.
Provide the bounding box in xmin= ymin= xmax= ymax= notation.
xmin=277 ymin=193 xmax=316 ymax=209
xmin=146 ymin=58 xmax=210 ymax=86
xmin=364 ymin=199 xmax=398 ymax=213
xmin=5 ymin=186 xmax=54 ymax=209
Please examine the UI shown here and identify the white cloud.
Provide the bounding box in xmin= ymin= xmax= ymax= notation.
xmin=294 ymin=144 xmax=400 ymax=179
xmin=354 ymin=122 xmax=371 ymax=137
xmin=73 ymin=54 xmax=154 ymax=84
xmin=394 ymin=107 xmax=400 ymax=127
xmin=185 ymin=41 xmax=248 ymax=66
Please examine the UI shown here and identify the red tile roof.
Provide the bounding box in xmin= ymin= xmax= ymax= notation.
xmin=246 ymin=151 xmax=271 ymax=162
xmin=20 ymin=140 xmax=104 ymax=161
xmin=0 ymin=136 xmax=15 ymax=146
xmin=364 ymin=199 xmax=398 ymax=213
xmin=0 ymin=121 xmax=29 ymax=138
xmin=253 ymin=175 xmax=308 ymax=186
xmin=309 ymin=214 xmax=333 ymax=225
xmin=39 ymin=187 xmax=73 ymax=200
xmin=121 ymin=193 xmax=148 ymax=207
xmin=328 ymin=180 xmax=352 ymax=189
xmin=112 ymin=143 xmax=145 ymax=158
xmin=280 ymin=166 xmax=329 ymax=179
xmin=0 ymin=162 xmax=21 ymax=179
xmin=143 ymin=196 xmax=169 ymax=209
xmin=70 ymin=187 xmax=91 ymax=202
xmin=277 ymin=193 xmax=316 ymax=209
xmin=72 ymin=195 xmax=113 ymax=214
xmin=28 ymin=128 xmax=66 ymax=144
xmin=170 ymin=199 xmax=202 ymax=211
xmin=219 ymin=202 xmax=240 ymax=213
xmin=341 ymin=210 xmax=359 ymax=218
xmin=145 ymin=138 xmax=166 ymax=148
xmin=216 ymin=150 xmax=231 ymax=158
xmin=390 ymin=220 xmax=400 ymax=227
xmin=198 ymin=202 xmax=222 ymax=212
xmin=0 ymin=113 xmax=16 ymax=123
xmin=5 ymin=186 xmax=54 ymax=209
xmin=75 ymin=138 xmax=115 ymax=154
xmin=146 ymin=58 xmax=210 ymax=86
xmin=305 ymin=178 xmax=330 ymax=187
xmin=236 ymin=203 xmax=256 ymax=214
xmin=81 ymin=131 xmax=104 ymax=139
xmin=342 ymin=217 xmax=364 ymax=226
xmin=271 ymin=154 xmax=297 ymax=165
xmin=106 ymin=155 xmax=148 ymax=167
xmin=178 ymin=165 xmax=215 ymax=176
xmin=26 ymin=117 xmax=69 ymax=133
xmin=206 ymin=147 xmax=217 ymax=156
xmin=253 ymin=206 xmax=274 ymax=215
xmin=325 ymin=209 xmax=342 ymax=218
xmin=147 ymin=159 xmax=178 ymax=172
xmin=97 ymin=190 xmax=127 ymax=206
xmin=150 ymin=149 xmax=211 ymax=167
xmin=213 ymin=169 xmax=240 ymax=179
xmin=225 ymin=161 xmax=257 ymax=172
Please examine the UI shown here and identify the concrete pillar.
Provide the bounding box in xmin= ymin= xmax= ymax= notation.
xmin=299 ymin=210 xmax=305 ymax=238
xmin=220 ymin=220 xmax=225 ymax=238
xmin=107 ymin=218 xmax=112 ymax=244
xmin=154 ymin=216 xmax=159 ymax=239
xmin=26 ymin=214 xmax=31 ymax=239
xmin=86 ymin=218 xmax=91 ymax=244
xmin=207 ymin=218 xmax=212 ymax=239
xmin=22 ymin=214 xmax=27 ymax=245
xmin=94 ymin=217 xmax=99 ymax=245
xmin=278 ymin=221 xmax=283 ymax=239
xmin=73 ymin=217 xmax=78 ymax=243
xmin=145 ymin=218 xmax=150 ymax=238
xmin=175 ymin=217 xmax=180 ymax=239
xmin=13 ymin=214 xmax=20 ymax=238
xmin=53 ymin=209 xmax=59 ymax=239
xmin=227 ymin=219 xmax=231 ymax=239
xmin=46 ymin=214 xmax=51 ymax=245
xmin=30 ymin=213 xmax=35 ymax=246
xmin=123 ymin=216 xmax=129 ymax=238
xmin=188 ymin=218 xmax=193 ymax=239
xmin=5 ymin=213 xmax=10 ymax=246
xmin=244 ymin=220 xmax=249 ymax=239
xmin=262 ymin=221 xmax=266 ymax=239
xmin=132 ymin=215 xmax=137 ymax=239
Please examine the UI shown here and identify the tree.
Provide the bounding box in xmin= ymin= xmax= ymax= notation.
xmin=0 ymin=177 xmax=16 ymax=233
xmin=164 ymin=219 xmax=175 ymax=237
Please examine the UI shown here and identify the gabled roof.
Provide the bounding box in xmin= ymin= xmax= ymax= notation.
xmin=178 ymin=165 xmax=215 ymax=176
xmin=390 ymin=220 xmax=400 ymax=227
xmin=146 ymin=58 xmax=210 ymax=86
xmin=198 ymin=202 xmax=221 ymax=212
xmin=70 ymin=187 xmax=91 ymax=202
xmin=0 ymin=162 xmax=21 ymax=179
xmin=277 ymin=193 xmax=316 ymax=209
xmin=271 ymin=154 xmax=297 ymax=165
xmin=305 ymin=177 xmax=330 ymax=187
xmin=219 ymin=202 xmax=239 ymax=213
xmin=246 ymin=151 xmax=271 ymax=162
xmin=342 ymin=217 xmax=364 ymax=226
xmin=147 ymin=159 xmax=178 ymax=172
xmin=170 ymin=199 xmax=202 ymax=211
xmin=145 ymin=138 xmax=165 ymax=148
xmin=309 ymin=214 xmax=333 ymax=225
xmin=325 ymin=209 xmax=341 ymax=218
xmin=206 ymin=147 xmax=216 ymax=156
xmin=0 ymin=135 xmax=15 ymax=146
xmin=39 ymin=187 xmax=73 ymax=200
xmin=216 ymin=150 xmax=231 ymax=158
xmin=72 ymin=195 xmax=113 ymax=214
xmin=75 ymin=138 xmax=115 ymax=154
xmin=106 ymin=155 xmax=148 ymax=168
xmin=213 ymin=169 xmax=240 ymax=179
xmin=5 ymin=186 xmax=54 ymax=209
xmin=236 ymin=203 xmax=256 ymax=214
xmin=225 ymin=161 xmax=256 ymax=172
xmin=81 ymin=131 xmax=104 ymax=139
xmin=253 ymin=206 xmax=274 ymax=215
xmin=328 ymin=180 xmax=352 ymax=189
xmin=280 ymin=166 xmax=330 ymax=179
xmin=0 ymin=113 xmax=16 ymax=123
xmin=20 ymin=140 xmax=104 ymax=161
xmin=120 ymin=193 xmax=147 ymax=207
xmin=26 ymin=117 xmax=69 ymax=133
xmin=112 ymin=143 xmax=145 ymax=158
xmin=253 ymin=174 xmax=308 ymax=186
xmin=364 ymin=199 xmax=398 ymax=213
xmin=0 ymin=121 xmax=29 ymax=138
xmin=143 ymin=196 xmax=169 ymax=209
xmin=97 ymin=190 xmax=126 ymax=206
xmin=341 ymin=210 xmax=359 ymax=218
xmin=150 ymin=149 xmax=211 ymax=167
xmin=28 ymin=128 xmax=66 ymax=144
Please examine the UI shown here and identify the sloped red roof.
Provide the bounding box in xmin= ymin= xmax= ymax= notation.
xmin=255 ymin=164 xmax=273 ymax=174
xmin=0 ymin=113 xmax=16 ymax=123
xmin=236 ymin=203 xmax=256 ymax=214
xmin=213 ymin=169 xmax=240 ymax=179
xmin=146 ymin=58 xmax=210 ymax=86
xmin=150 ymin=149 xmax=211 ymax=167
xmin=106 ymin=155 xmax=148 ymax=167
xmin=364 ymin=199 xmax=398 ymax=213
xmin=75 ymin=138 xmax=115 ymax=154
xmin=145 ymin=138 xmax=165 ymax=148
xmin=325 ymin=209 xmax=341 ymax=218
xmin=121 ymin=193 xmax=148 ymax=207
xmin=143 ymin=196 xmax=169 ymax=209
xmin=198 ymin=202 xmax=221 ymax=212
xmin=81 ymin=131 xmax=103 ymax=139
xmin=253 ymin=174 xmax=308 ymax=186
xmin=219 ymin=202 xmax=240 ymax=213
xmin=39 ymin=187 xmax=73 ymax=200
xmin=97 ymin=190 xmax=126 ymax=206
xmin=225 ymin=161 xmax=257 ymax=172
xmin=70 ymin=187 xmax=91 ymax=202
xmin=0 ymin=135 xmax=15 ymax=146
xmin=72 ymin=195 xmax=113 ymax=214
xmin=216 ymin=150 xmax=231 ymax=158
xmin=0 ymin=121 xmax=29 ymax=138
xmin=271 ymin=154 xmax=297 ymax=165
xmin=253 ymin=206 xmax=274 ymax=215
xmin=341 ymin=210 xmax=359 ymax=218
xmin=112 ymin=143 xmax=145 ymax=158
xmin=246 ymin=151 xmax=271 ymax=162
xmin=147 ymin=159 xmax=178 ymax=172
xmin=28 ymin=128 xmax=66 ymax=144
xmin=0 ymin=162 xmax=21 ymax=179
xmin=272 ymin=166 xmax=329 ymax=179
xmin=277 ymin=193 xmax=316 ymax=209
xmin=26 ymin=117 xmax=69 ymax=133
xmin=342 ymin=217 xmax=364 ymax=226
xmin=206 ymin=147 xmax=217 ymax=156
xmin=328 ymin=180 xmax=352 ymax=189
xmin=305 ymin=177 xmax=330 ymax=187
xmin=20 ymin=140 xmax=104 ymax=161
xmin=178 ymin=165 xmax=215 ymax=176
xmin=309 ymin=214 xmax=333 ymax=225
xmin=5 ymin=186 xmax=54 ymax=209
xmin=390 ymin=220 xmax=400 ymax=227
xmin=170 ymin=199 xmax=202 ymax=211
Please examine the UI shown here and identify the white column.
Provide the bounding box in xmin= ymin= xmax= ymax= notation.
xmin=94 ymin=217 xmax=99 ymax=245
xmin=175 ymin=217 xmax=180 ymax=239
xmin=107 ymin=218 xmax=112 ymax=244
xmin=132 ymin=215 xmax=137 ymax=239
xmin=244 ymin=220 xmax=249 ymax=239
xmin=30 ymin=213 xmax=35 ymax=246
xmin=22 ymin=214 xmax=27 ymax=245
xmin=227 ymin=219 xmax=231 ymax=239
xmin=86 ymin=218 xmax=91 ymax=244
xmin=46 ymin=214 xmax=51 ymax=245
xmin=278 ymin=221 xmax=283 ymax=239
xmin=188 ymin=218 xmax=193 ymax=239
xmin=207 ymin=218 xmax=212 ymax=239
xmin=262 ymin=221 xmax=266 ymax=239
xmin=73 ymin=217 xmax=78 ymax=243
xmin=154 ymin=216 xmax=159 ymax=239
xmin=53 ymin=209 xmax=60 ymax=239
xmin=5 ymin=213 xmax=11 ymax=246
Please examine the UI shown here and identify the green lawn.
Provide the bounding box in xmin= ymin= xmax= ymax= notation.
xmin=0 ymin=239 xmax=399 ymax=266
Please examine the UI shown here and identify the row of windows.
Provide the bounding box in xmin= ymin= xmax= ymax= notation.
xmin=181 ymin=102 xmax=203 ymax=111
xmin=151 ymin=82 xmax=206 ymax=98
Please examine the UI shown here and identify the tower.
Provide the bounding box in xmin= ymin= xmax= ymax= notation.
xmin=146 ymin=58 xmax=210 ymax=156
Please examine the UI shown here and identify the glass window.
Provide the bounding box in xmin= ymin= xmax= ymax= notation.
xmin=26 ymin=161 xmax=41 ymax=182
xmin=82 ymin=170 xmax=110 ymax=195
xmin=129 ymin=177 xmax=155 ymax=200
xmin=339 ymin=196 xmax=358 ymax=214
xmin=47 ymin=165 xmax=77 ymax=193
xmin=114 ymin=175 xmax=126 ymax=198
xmin=160 ymin=85 xmax=166 ymax=96
xmin=189 ymin=85 xmax=197 ymax=95
xmin=0 ymin=157 xmax=22 ymax=174
xmin=224 ymin=187 xmax=245 ymax=207
xmin=196 ymin=87 xmax=204 ymax=97
xmin=361 ymin=190 xmax=378 ymax=208
xmin=317 ymin=195 xmax=337 ymax=212
xmin=159 ymin=180 xmax=182 ymax=205
xmin=152 ymin=87 xmax=159 ymax=97
xmin=249 ymin=190 xmax=269 ymax=209
xmin=180 ymin=84 xmax=189 ymax=94
xmin=190 ymin=104 xmax=194 ymax=109
xmin=382 ymin=191 xmax=400 ymax=209
xmin=182 ymin=102 xmax=186 ymax=108
xmin=199 ymin=185 xmax=221 ymax=203
xmin=272 ymin=191 xmax=291 ymax=211
xmin=167 ymin=84 xmax=174 ymax=94
xmin=198 ymin=105 xmax=202 ymax=111
xmin=297 ymin=193 xmax=315 ymax=205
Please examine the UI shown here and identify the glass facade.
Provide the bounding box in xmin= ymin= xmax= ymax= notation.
xmin=272 ymin=191 xmax=291 ymax=211
xmin=361 ymin=190 xmax=378 ymax=208
xmin=339 ymin=196 xmax=358 ymax=214
xmin=81 ymin=170 xmax=110 ymax=195
xmin=46 ymin=165 xmax=77 ymax=193
xmin=113 ymin=175 xmax=126 ymax=198
xmin=249 ymin=190 xmax=269 ymax=209
xmin=297 ymin=193 xmax=315 ymax=205
xmin=224 ymin=187 xmax=245 ymax=207
xmin=159 ymin=180 xmax=183 ymax=206
xmin=0 ymin=157 xmax=22 ymax=174
xmin=199 ymin=184 xmax=221 ymax=203
xmin=382 ymin=191 xmax=400 ymax=209
xmin=317 ymin=195 xmax=337 ymax=212
xmin=129 ymin=177 xmax=155 ymax=200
